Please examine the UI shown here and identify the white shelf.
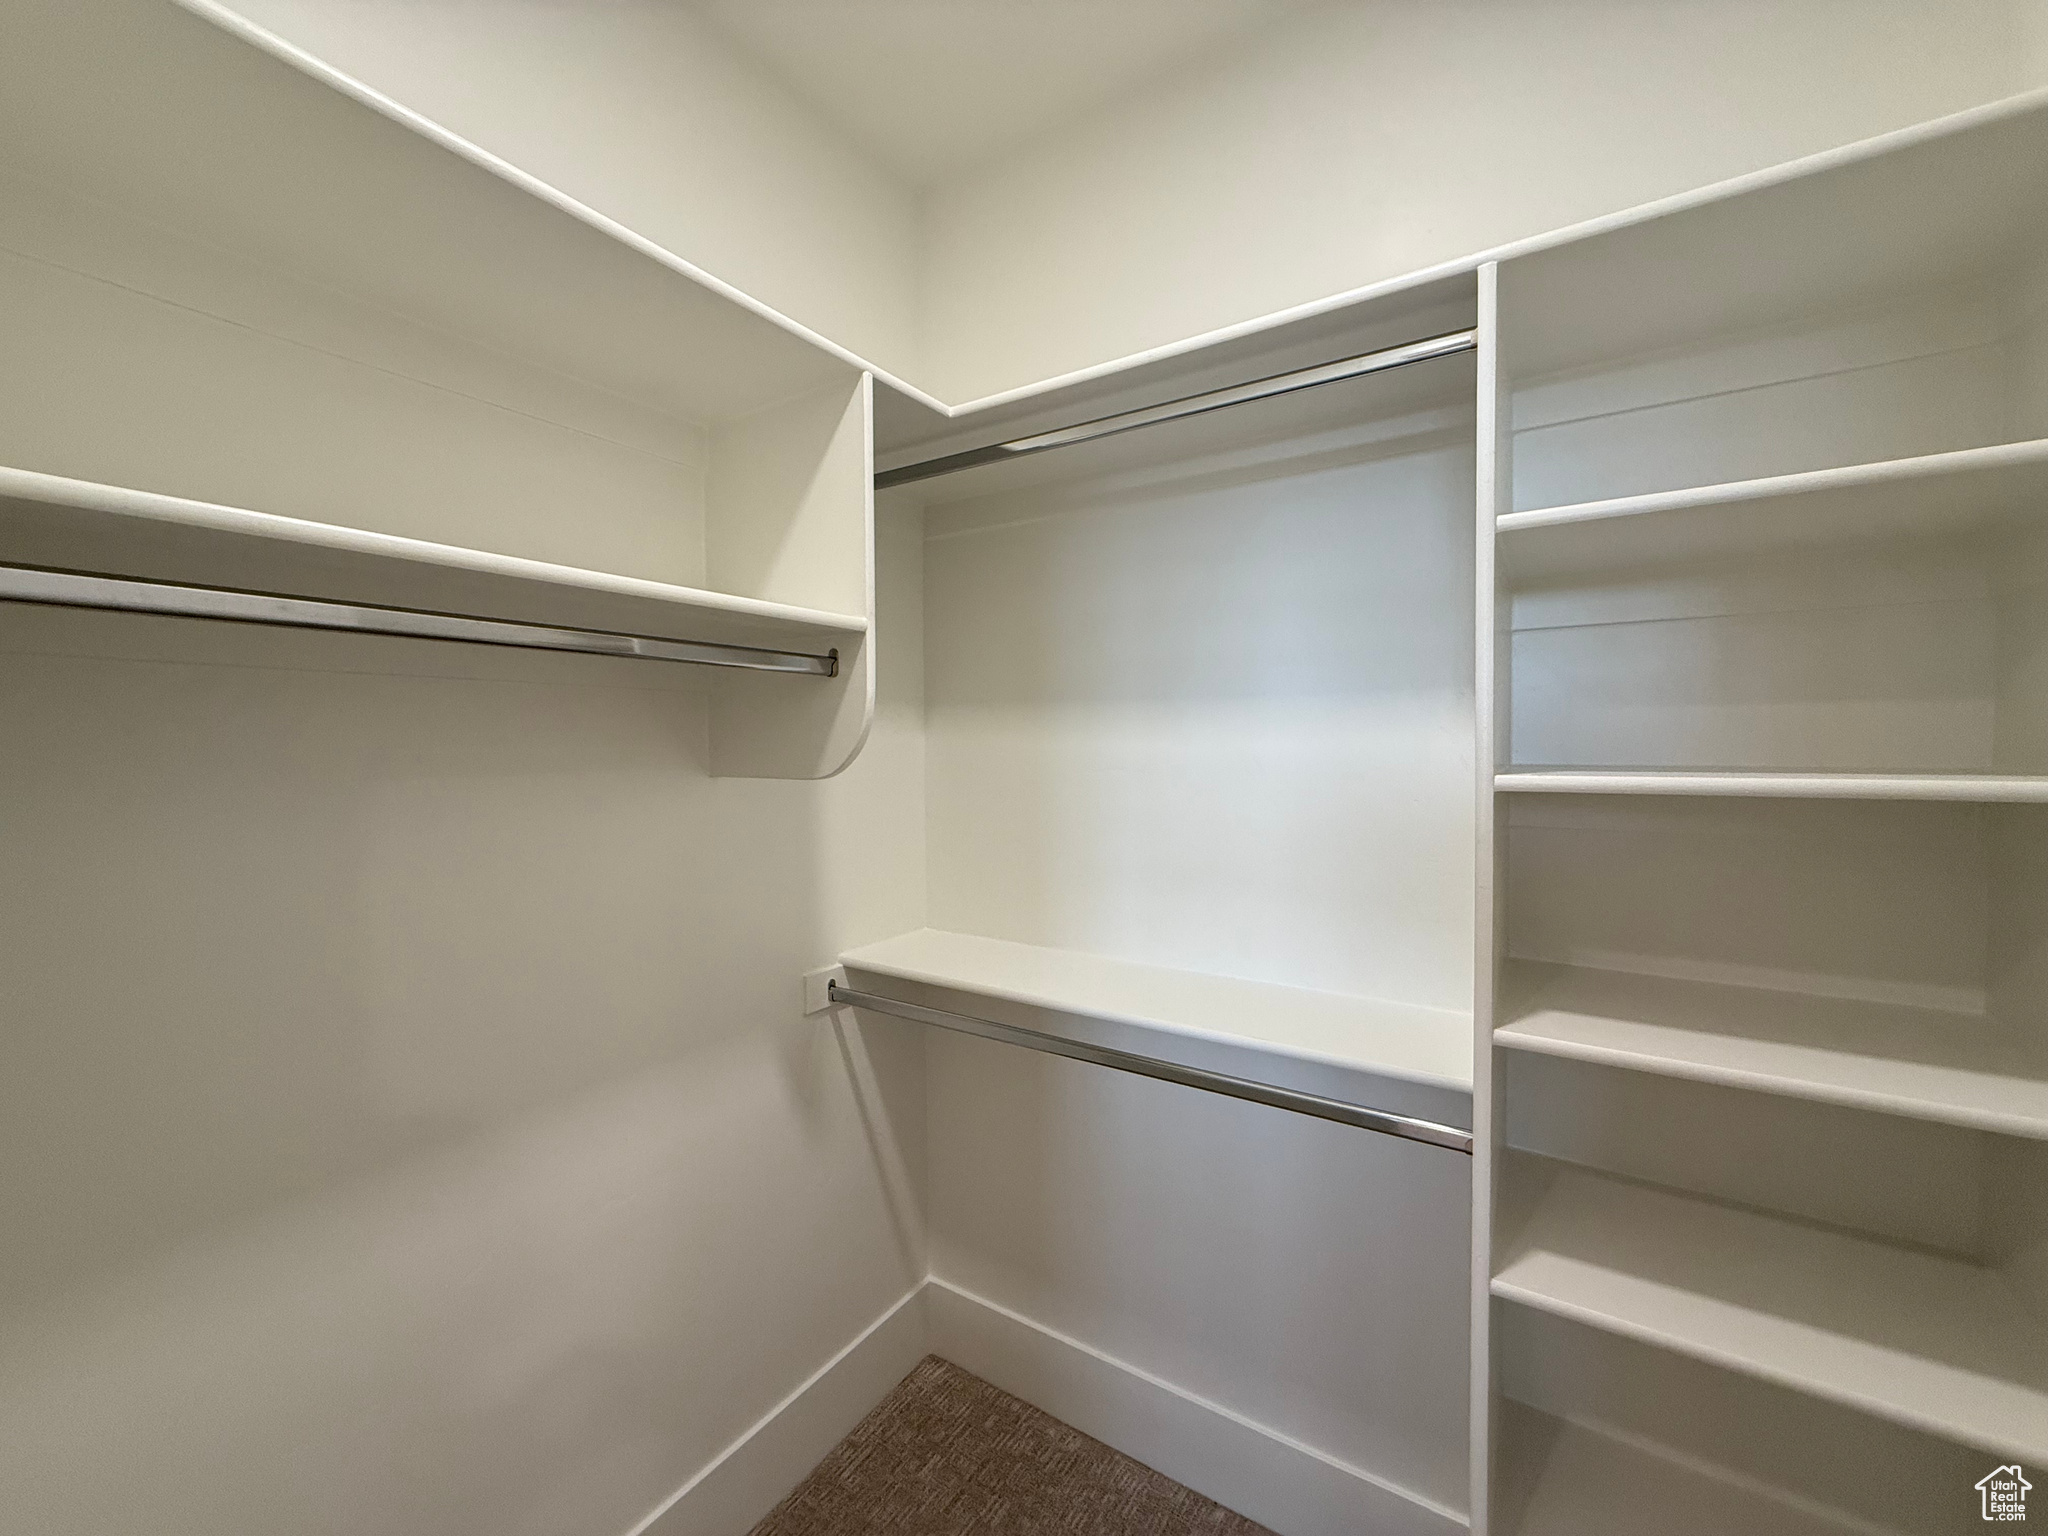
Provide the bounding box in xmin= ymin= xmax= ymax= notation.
xmin=838 ymin=928 xmax=1473 ymax=1094
xmin=1498 ymin=961 xmax=2048 ymax=1140
xmin=1493 ymin=1159 xmax=2048 ymax=1464
xmin=1499 ymin=438 xmax=2048 ymax=582
xmin=0 ymin=0 xmax=885 ymax=427
xmin=0 ymin=466 xmax=866 ymax=657
xmin=1498 ymin=1403 xmax=1861 ymax=1536
xmin=1495 ymin=770 xmax=2048 ymax=801
xmin=1500 ymin=95 xmax=2048 ymax=380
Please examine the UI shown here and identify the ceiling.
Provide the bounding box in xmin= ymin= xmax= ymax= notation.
xmin=689 ymin=0 xmax=1319 ymax=187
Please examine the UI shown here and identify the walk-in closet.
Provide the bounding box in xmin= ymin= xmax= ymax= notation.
xmin=3 ymin=3 xmax=2045 ymax=1534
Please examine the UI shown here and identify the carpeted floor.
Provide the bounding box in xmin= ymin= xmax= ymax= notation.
xmin=750 ymin=1355 xmax=1277 ymax=1535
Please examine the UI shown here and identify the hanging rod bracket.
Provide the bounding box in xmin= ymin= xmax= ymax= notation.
xmin=827 ymin=979 xmax=1472 ymax=1153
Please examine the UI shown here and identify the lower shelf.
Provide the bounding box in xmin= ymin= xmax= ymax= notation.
xmin=1498 ymin=1403 xmax=1864 ymax=1536
xmin=837 ymin=928 xmax=1473 ymax=1093
xmin=1492 ymin=1158 xmax=2048 ymax=1465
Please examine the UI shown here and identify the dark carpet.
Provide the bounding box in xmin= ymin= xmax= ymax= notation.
xmin=750 ymin=1355 xmax=1277 ymax=1535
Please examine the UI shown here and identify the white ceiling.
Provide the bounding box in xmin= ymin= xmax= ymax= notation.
xmin=690 ymin=0 xmax=1318 ymax=187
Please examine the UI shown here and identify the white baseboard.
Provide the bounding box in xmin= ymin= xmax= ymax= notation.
xmin=927 ymin=1277 xmax=1469 ymax=1536
xmin=627 ymin=1285 xmax=929 ymax=1536
xmin=624 ymin=1276 xmax=1468 ymax=1536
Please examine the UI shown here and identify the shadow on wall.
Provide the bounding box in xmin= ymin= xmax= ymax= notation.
xmin=927 ymin=1026 xmax=1474 ymax=1517
xmin=0 ymin=511 xmax=928 ymax=1536
xmin=921 ymin=402 xmax=1476 ymax=1002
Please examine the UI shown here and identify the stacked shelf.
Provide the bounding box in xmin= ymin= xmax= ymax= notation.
xmin=1496 ymin=438 xmax=2048 ymax=790
xmin=1496 ymin=437 xmax=2048 ymax=580
xmin=1496 ymin=1403 xmax=1866 ymax=1536
xmin=1477 ymin=87 xmax=2048 ymax=1536
xmin=1497 ymin=770 xmax=2048 ymax=800
xmin=1494 ymin=1158 xmax=2048 ymax=1465
xmin=1495 ymin=1305 xmax=2004 ymax=1536
xmin=1498 ymin=961 xmax=2048 ymax=1140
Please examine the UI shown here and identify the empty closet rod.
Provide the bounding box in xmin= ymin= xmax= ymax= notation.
xmin=876 ymin=327 xmax=1478 ymax=490
xmin=0 ymin=565 xmax=839 ymax=675
xmin=828 ymin=981 xmax=1473 ymax=1153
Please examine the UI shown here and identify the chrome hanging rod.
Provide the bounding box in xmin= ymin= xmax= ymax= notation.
xmin=828 ymin=980 xmax=1472 ymax=1153
xmin=0 ymin=565 xmax=839 ymax=676
xmin=876 ymin=327 xmax=1478 ymax=491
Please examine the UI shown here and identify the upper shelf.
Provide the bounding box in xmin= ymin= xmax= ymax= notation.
xmin=1499 ymin=94 xmax=2048 ymax=380
xmin=874 ymin=277 xmax=1478 ymax=465
xmin=36 ymin=0 xmax=2042 ymax=446
xmin=838 ymin=928 xmax=1474 ymax=1099
xmin=1498 ymin=438 xmax=2048 ymax=584
xmin=889 ymin=343 xmax=1477 ymax=506
xmin=0 ymin=465 xmax=865 ymax=660
xmin=38 ymin=0 xmax=2033 ymax=470
xmin=880 ymin=90 xmax=2048 ymax=453
xmin=0 ymin=0 xmax=867 ymax=428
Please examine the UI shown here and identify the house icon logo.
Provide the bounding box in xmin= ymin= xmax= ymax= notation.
xmin=1979 ymin=1465 xmax=2030 ymax=1521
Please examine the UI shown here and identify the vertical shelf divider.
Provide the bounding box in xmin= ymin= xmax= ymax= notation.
xmin=1470 ymin=259 xmax=1511 ymax=1536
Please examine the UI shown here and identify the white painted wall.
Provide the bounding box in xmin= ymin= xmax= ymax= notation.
xmin=917 ymin=0 xmax=2045 ymax=402
xmin=921 ymin=406 xmax=1475 ymax=1005
xmin=0 ymin=584 xmax=929 ymax=1536
xmin=927 ymin=1040 xmax=1473 ymax=1531
xmin=915 ymin=376 xmax=1478 ymax=1525
xmin=0 ymin=186 xmax=932 ymax=1534
xmin=219 ymin=0 xmax=925 ymax=381
xmin=2026 ymin=0 xmax=2048 ymax=78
